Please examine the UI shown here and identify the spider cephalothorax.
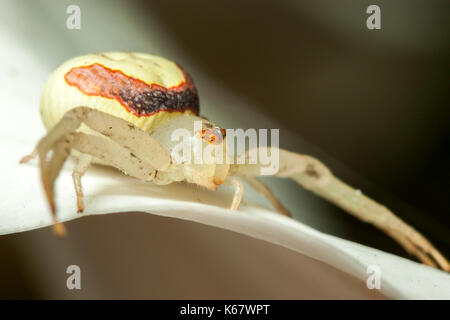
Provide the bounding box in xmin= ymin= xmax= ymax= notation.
xmin=21 ymin=52 xmax=449 ymax=271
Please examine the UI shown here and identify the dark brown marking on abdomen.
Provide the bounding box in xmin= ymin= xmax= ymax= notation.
xmin=64 ymin=63 xmax=199 ymax=117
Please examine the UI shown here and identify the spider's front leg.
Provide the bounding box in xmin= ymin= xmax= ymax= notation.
xmin=20 ymin=107 xmax=171 ymax=236
xmin=230 ymin=147 xmax=450 ymax=271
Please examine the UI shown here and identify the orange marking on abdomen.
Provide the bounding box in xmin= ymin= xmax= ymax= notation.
xmin=64 ymin=63 xmax=199 ymax=117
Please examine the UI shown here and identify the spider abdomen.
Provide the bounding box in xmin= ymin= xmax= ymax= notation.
xmin=40 ymin=52 xmax=199 ymax=132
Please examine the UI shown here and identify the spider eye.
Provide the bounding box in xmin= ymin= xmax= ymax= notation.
xmin=195 ymin=127 xmax=226 ymax=145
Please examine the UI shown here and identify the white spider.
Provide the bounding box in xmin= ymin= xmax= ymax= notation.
xmin=20 ymin=52 xmax=449 ymax=271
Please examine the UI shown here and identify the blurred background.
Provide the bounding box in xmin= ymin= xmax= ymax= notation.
xmin=0 ymin=0 xmax=448 ymax=298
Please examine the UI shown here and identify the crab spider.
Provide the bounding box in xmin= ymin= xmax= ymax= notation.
xmin=21 ymin=52 xmax=449 ymax=271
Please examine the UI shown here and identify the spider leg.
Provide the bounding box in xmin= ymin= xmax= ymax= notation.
xmin=72 ymin=154 xmax=92 ymax=214
xmin=384 ymin=229 xmax=437 ymax=268
xmin=242 ymin=176 xmax=291 ymax=217
xmin=70 ymin=132 xmax=156 ymax=180
xmin=20 ymin=107 xmax=169 ymax=234
xmin=48 ymin=132 xmax=157 ymax=235
xmin=223 ymin=176 xmax=244 ymax=210
xmin=230 ymin=147 xmax=450 ymax=271
xmin=39 ymin=135 xmax=73 ymax=237
xmin=21 ymin=106 xmax=170 ymax=170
